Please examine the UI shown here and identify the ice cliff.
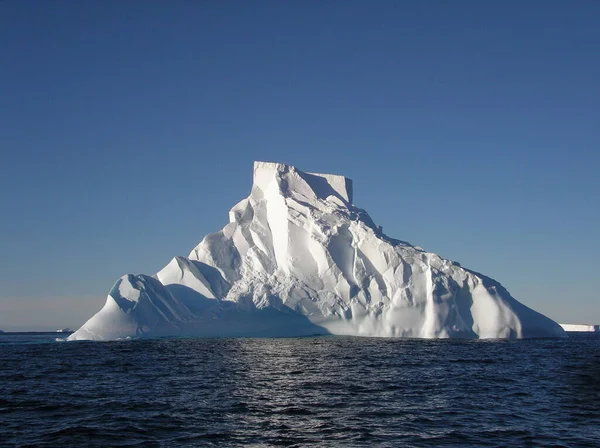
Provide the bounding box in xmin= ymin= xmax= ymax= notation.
xmin=69 ymin=162 xmax=565 ymax=340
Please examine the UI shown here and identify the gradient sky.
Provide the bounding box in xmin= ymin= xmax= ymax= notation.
xmin=1 ymin=1 xmax=598 ymax=331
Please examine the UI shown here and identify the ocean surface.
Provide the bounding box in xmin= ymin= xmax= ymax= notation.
xmin=1 ymin=333 xmax=599 ymax=447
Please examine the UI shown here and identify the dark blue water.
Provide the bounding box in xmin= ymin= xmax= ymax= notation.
xmin=1 ymin=333 xmax=599 ymax=447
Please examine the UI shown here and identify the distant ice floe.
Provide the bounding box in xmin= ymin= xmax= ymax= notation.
xmin=69 ymin=162 xmax=565 ymax=341
xmin=560 ymin=324 xmax=599 ymax=332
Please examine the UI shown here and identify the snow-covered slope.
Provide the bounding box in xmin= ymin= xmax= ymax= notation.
xmin=69 ymin=162 xmax=565 ymax=340
xmin=560 ymin=324 xmax=599 ymax=332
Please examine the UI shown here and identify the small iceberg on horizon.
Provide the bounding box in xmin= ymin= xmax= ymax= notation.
xmin=560 ymin=324 xmax=599 ymax=332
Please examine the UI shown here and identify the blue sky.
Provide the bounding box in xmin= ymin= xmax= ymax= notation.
xmin=1 ymin=1 xmax=598 ymax=330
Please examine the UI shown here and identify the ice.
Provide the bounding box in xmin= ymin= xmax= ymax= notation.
xmin=69 ymin=162 xmax=565 ymax=340
xmin=560 ymin=324 xmax=599 ymax=332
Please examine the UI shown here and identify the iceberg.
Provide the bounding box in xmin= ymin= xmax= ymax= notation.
xmin=560 ymin=324 xmax=599 ymax=332
xmin=69 ymin=162 xmax=565 ymax=340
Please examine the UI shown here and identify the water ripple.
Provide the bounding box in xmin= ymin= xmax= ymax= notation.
xmin=1 ymin=333 xmax=599 ymax=447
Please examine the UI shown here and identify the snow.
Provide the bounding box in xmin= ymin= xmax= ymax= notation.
xmin=69 ymin=161 xmax=566 ymax=341
xmin=560 ymin=324 xmax=599 ymax=332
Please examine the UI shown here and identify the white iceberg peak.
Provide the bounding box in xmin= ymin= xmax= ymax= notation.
xmin=69 ymin=161 xmax=565 ymax=340
xmin=251 ymin=161 xmax=353 ymax=206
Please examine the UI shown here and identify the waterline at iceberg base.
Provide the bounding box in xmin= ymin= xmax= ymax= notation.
xmin=69 ymin=162 xmax=565 ymax=340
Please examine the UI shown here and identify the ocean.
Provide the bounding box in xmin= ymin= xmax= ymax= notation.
xmin=1 ymin=333 xmax=599 ymax=447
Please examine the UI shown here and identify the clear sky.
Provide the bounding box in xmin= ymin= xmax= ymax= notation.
xmin=1 ymin=1 xmax=598 ymax=331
